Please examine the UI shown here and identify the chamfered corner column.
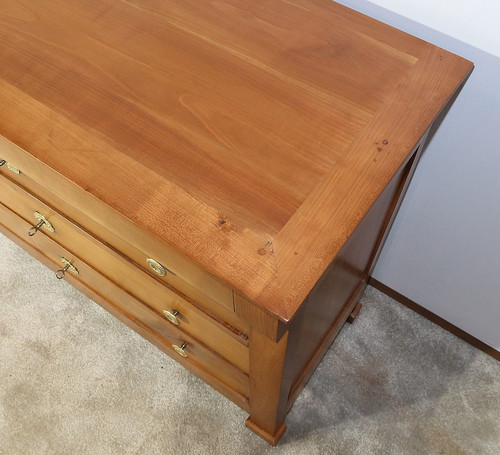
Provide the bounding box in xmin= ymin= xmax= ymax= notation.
xmin=245 ymin=327 xmax=289 ymax=445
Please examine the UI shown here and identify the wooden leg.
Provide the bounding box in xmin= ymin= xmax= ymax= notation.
xmin=246 ymin=328 xmax=289 ymax=445
xmin=245 ymin=418 xmax=287 ymax=446
xmin=347 ymin=302 xmax=362 ymax=324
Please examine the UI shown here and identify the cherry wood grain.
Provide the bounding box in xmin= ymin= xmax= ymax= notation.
xmin=246 ymin=328 xmax=289 ymax=444
xmin=0 ymin=201 xmax=250 ymax=401
xmin=0 ymin=136 xmax=240 ymax=322
xmin=0 ymin=2 xmax=474 ymax=445
xmin=0 ymin=172 xmax=250 ymax=371
xmin=282 ymin=146 xmax=422 ymax=411
xmin=0 ymin=0 xmax=473 ymax=322
xmin=0 ymin=222 xmax=250 ymax=412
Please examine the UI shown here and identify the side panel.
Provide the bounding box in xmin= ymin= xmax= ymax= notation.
xmin=282 ymin=140 xmax=425 ymax=409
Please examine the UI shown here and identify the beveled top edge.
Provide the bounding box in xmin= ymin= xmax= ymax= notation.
xmin=0 ymin=1 xmax=473 ymax=323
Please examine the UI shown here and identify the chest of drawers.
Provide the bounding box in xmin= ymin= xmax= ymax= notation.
xmin=0 ymin=0 xmax=472 ymax=445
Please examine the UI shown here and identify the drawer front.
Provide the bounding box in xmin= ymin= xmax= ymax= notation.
xmin=0 ymin=136 xmax=234 ymax=316
xmin=0 ymin=173 xmax=249 ymax=373
xmin=0 ymin=201 xmax=249 ymax=398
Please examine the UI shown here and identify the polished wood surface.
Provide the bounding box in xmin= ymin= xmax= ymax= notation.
xmin=0 ymin=222 xmax=250 ymax=412
xmin=281 ymin=147 xmax=422 ymax=413
xmin=0 ymin=172 xmax=250 ymax=371
xmin=0 ymin=0 xmax=473 ymax=321
xmin=0 ymin=135 xmax=237 ymax=319
xmin=0 ymin=1 xmax=473 ymax=445
xmin=346 ymin=302 xmax=363 ymax=324
xmin=0 ymin=201 xmax=250 ymax=400
xmin=246 ymin=328 xmax=289 ymax=444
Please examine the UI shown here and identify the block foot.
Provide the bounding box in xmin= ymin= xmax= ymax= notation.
xmin=245 ymin=417 xmax=287 ymax=446
xmin=347 ymin=302 xmax=362 ymax=324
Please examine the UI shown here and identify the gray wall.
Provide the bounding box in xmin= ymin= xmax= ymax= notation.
xmin=335 ymin=0 xmax=500 ymax=350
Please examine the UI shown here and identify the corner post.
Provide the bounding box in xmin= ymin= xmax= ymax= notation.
xmin=245 ymin=327 xmax=289 ymax=445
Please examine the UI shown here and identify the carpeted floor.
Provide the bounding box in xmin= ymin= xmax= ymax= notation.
xmin=1 ymin=231 xmax=499 ymax=455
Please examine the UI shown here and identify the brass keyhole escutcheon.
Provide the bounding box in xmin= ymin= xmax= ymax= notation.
xmin=172 ymin=342 xmax=188 ymax=358
xmin=29 ymin=211 xmax=55 ymax=236
xmin=55 ymin=258 xmax=79 ymax=280
xmin=6 ymin=162 xmax=21 ymax=174
xmin=146 ymin=258 xmax=167 ymax=276
xmin=163 ymin=309 xmax=180 ymax=326
xmin=0 ymin=160 xmax=21 ymax=174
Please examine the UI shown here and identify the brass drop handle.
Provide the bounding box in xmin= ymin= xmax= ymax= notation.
xmin=172 ymin=342 xmax=188 ymax=358
xmin=55 ymin=258 xmax=79 ymax=280
xmin=163 ymin=309 xmax=180 ymax=326
xmin=28 ymin=212 xmax=55 ymax=237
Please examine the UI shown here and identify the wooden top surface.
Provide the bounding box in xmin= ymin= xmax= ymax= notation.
xmin=0 ymin=0 xmax=472 ymax=321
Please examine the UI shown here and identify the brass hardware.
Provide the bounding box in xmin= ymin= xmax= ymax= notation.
xmin=0 ymin=160 xmax=21 ymax=174
xmin=28 ymin=211 xmax=55 ymax=236
xmin=55 ymin=258 xmax=79 ymax=280
xmin=29 ymin=220 xmax=45 ymax=237
xmin=163 ymin=309 xmax=180 ymax=325
xmin=6 ymin=162 xmax=21 ymax=174
xmin=146 ymin=258 xmax=167 ymax=276
xmin=34 ymin=212 xmax=55 ymax=232
xmin=172 ymin=342 xmax=188 ymax=358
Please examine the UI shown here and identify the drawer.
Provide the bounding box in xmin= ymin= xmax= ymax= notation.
xmin=0 ymin=137 xmax=235 ymax=316
xmin=0 ymin=172 xmax=249 ymax=373
xmin=0 ymin=201 xmax=249 ymax=399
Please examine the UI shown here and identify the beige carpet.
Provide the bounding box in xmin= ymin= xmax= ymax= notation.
xmin=1 ymin=231 xmax=499 ymax=454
